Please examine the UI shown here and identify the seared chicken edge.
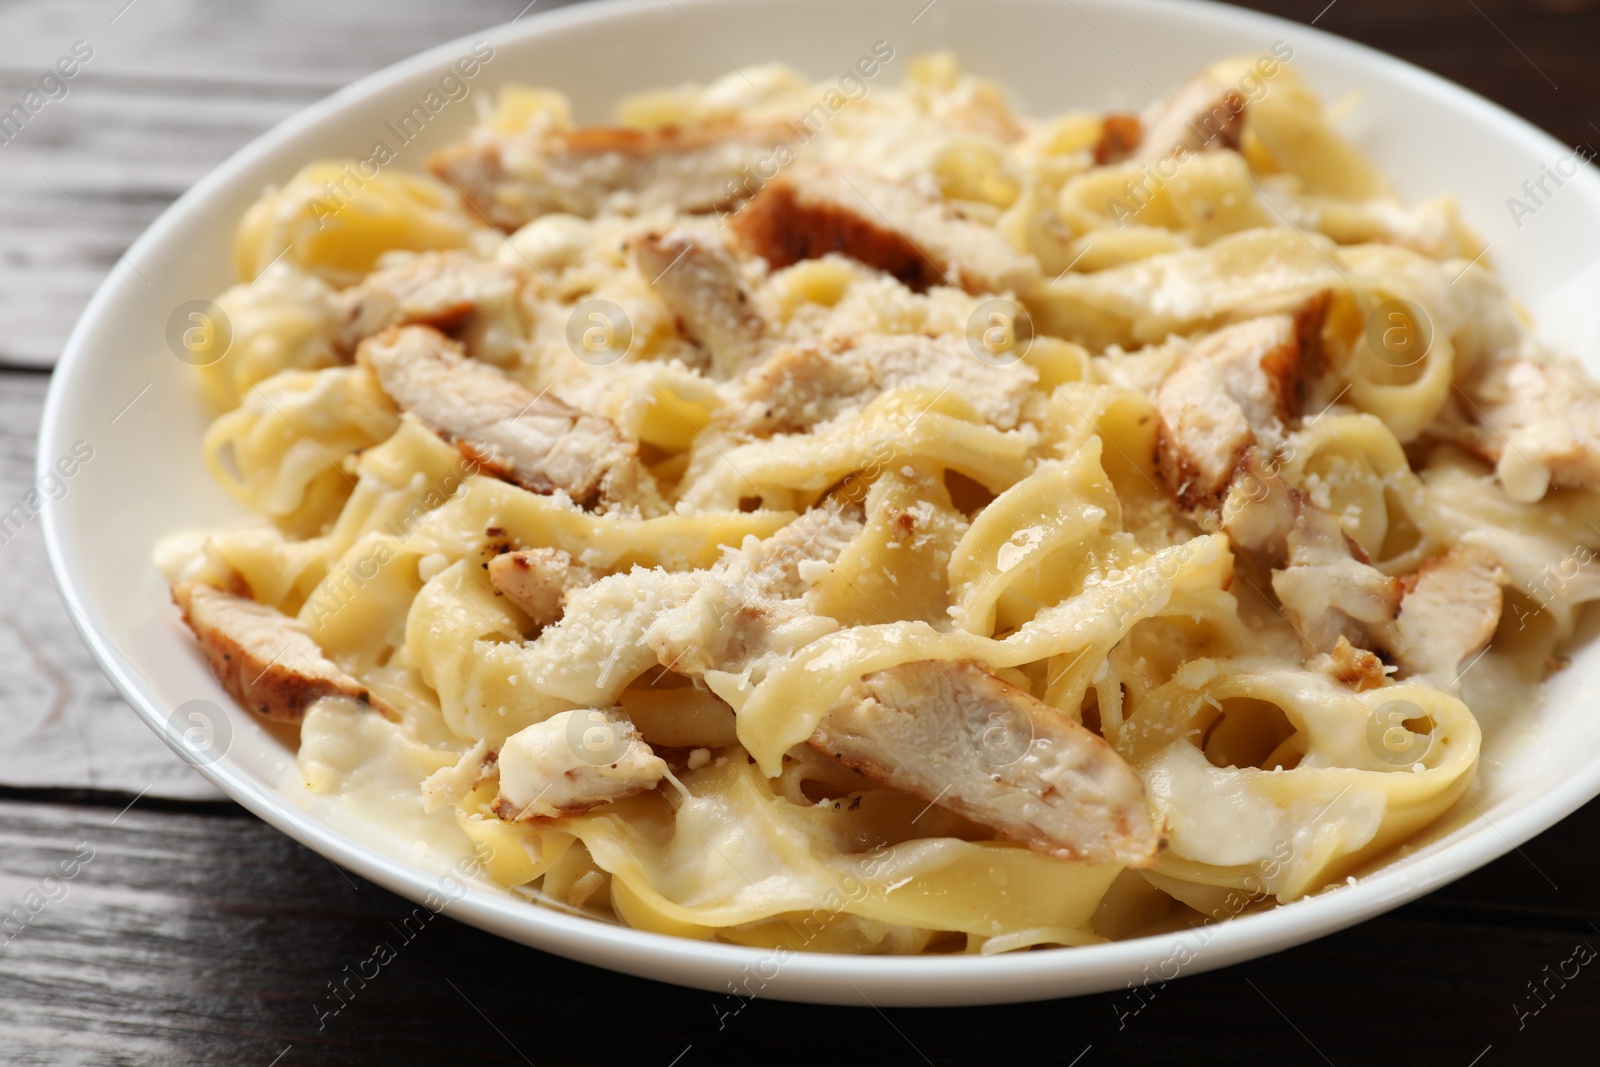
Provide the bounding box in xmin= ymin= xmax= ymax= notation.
xmin=172 ymin=580 xmax=393 ymax=723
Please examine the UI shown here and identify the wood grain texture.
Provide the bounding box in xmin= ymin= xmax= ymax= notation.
xmin=0 ymin=370 xmax=220 ymax=798
xmin=0 ymin=791 xmax=1596 ymax=1066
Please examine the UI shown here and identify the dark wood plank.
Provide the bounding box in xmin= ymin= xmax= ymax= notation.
xmin=1 ymin=791 xmax=1596 ymax=1066
xmin=0 ymin=370 xmax=220 ymax=798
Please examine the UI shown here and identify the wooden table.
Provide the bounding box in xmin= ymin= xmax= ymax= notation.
xmin=3 ymin=1 xmax=1597 ymax=1062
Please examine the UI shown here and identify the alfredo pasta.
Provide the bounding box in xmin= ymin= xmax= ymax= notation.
xmin=157 ymin=51 xmax=1600 ymax=954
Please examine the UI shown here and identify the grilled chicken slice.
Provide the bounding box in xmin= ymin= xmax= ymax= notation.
xmin=720 ymin=333 xmax=1038 ymax=435
xmin=427 ymin=123 xmax=785 ymax=231
xmin=172 ymin=581 xmax=390 ymax=723
xmin=1135 ymin=79 xmax=1247 ymax=163
xmin=1155 ymin=313 xmax=1308 ymax=511
xmin=1291 ymin=543 xmax=1504 ymax=684
xmin=1155 ymin=299 xmax=1326 ymax=560
xmin=1216 ymin=453 xmax=1300 ymax=562
xmin=1271 ymin=500 xmax=1402 ymax=654
xmin=1390 ymin=547 xmax=1505 ymax=684
xmin=633 ymin=230 xmax=767 ymax=378
xmin=1459 ymin=356 xmax=1600 ymax=502
xmin=332 ymin=251 xmax=524 ymax=350
xmin=487 ymin=547 xmax=596 ymax=630
xmin=421 ymin=740 xmax=496 ymax=814
xmin=812 ymin=661 xmax=1161 ymax=866
xmin=1318 ymin=636 xmax=1389 ymax=692
xmin=731 ymin=165 xmax=1039 ymax=294
xmin=494 ymin=707 xmax=667 ymax=819
xmin=1095 ymin=76 xmax=1247 ymax=165
xmin=1094 ymin=113 xmax=1144 ymax=165
xmin=357 ymin=325 xmax=652 ymax=511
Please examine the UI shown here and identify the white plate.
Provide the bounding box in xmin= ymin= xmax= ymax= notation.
xmin=39 ymin=0 xmax=1600 ymax=1006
